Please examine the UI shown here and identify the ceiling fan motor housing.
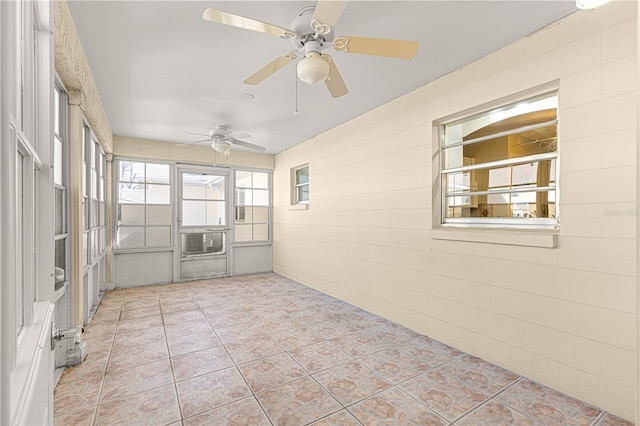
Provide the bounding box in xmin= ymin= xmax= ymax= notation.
xmin=290 ymin=6 xmax=334 ymax=49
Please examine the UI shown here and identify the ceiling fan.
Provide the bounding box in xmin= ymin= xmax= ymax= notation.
xmin=202 ymin=1 xmax=419 ymax=98
xmin=179 ymin=126 xmax=266 ymax=155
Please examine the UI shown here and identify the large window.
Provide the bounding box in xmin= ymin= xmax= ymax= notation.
xmin=116 ymin=160 xmax=171 ymax=248
xmin=292 ymin=164 xmax=309 ymax=205
xmin=440 ymin=91 xmax=558 ymax=227
xmin=54 ymin=84 xmax=68 ymax=290
xmin=235 ymin=170 xmax=270 ymax=242
xmin=83 ymin=126 xmax=107 ymax=261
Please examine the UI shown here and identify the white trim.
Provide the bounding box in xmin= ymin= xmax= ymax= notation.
xmin=431 ymin=227 xmax=557 ymax=248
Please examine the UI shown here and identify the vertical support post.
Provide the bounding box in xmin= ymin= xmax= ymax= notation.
xmin=68 ymin=89 xmax=84 ymax=326
xmin=105 ymin=153 xmax=113 ymax=288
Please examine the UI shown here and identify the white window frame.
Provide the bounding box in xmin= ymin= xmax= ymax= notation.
xmin=114 ymin=158 xmax=173 ymax=251
xmin=432 ymin=84 xmax=560 ymax=248
xmin=291 ymin=164 xmax=309 ymax=206
xmin=438 ymin=90 xmax=559 ymax=229
xmin=234 ymin=169 xmax=272 ymax=244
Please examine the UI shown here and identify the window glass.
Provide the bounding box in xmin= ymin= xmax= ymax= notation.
xmin=253 ymin=172 xmax=269 ymax=189
xmin=236 ymin=188 xmax=252 ymax=206
xmin=182 ymin=200 xmax=225 ymax=226
xmin=54 ymin=137 xmax=63 ymax=185
xmin=441 ymin=91 xmax=558 ymax=226
xmin=146 ymin=163 xmax=170 ymax=184
xmin=54 ymin=239 xmax=65 ymax=276
xmin=120 ymin=161 xmax=145 ymax=182
xmin=118 ymin=205 xmax=145 ymax=225
xmin=253 ymin=189 xmax=269 ymax=206
xmin=55 ymin=187 xmax=65 ymax=235
xmin=234 ymin=224 xmax=252 ymax=242
xmin=235 ymin=170 xmax=252 ymax=188
xmin=146 ymin=184 xmax=170 ymax=204
xmin=253 ymin=206 xmax=269 ymax=223
xmin=54 ymin=88 xmax=60 ymax=136
xmin=297 ymin=185 xmax=309 ymax=203
xmin=293 ymin=165 xmax=309 ymax=204
xmin=253 ymin=224 xmax=269 ymax=241
xmin=146 ymin=226 xmax=171 ymax=246
xmin=234 ymin=170 xmax=271 ymax=242
xmin=119 ymin=183 xmax=145 ymax=204
xmin=116 ymin=159 xmax=173 ymax=248
xmin=296 ymin=167 xmax=309 ymax=184
xmin=146 ymin=205 xmax=172 ymax=225
xmin=117 ymin=227 xmax=145 ymax=248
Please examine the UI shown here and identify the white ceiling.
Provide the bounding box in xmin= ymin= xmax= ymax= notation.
xmin=67 ymin=1 xmax=576 ymax=155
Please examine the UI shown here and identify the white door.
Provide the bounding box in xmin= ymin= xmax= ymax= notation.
xmin=177 ymin=166 xmax=231 ymax=280
xmin=1 ymin=1 xmax=57 ymax=424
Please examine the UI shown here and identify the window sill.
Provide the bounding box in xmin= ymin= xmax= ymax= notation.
xmin=289 ymin=203 xmax=309 ymax=211
xmin=431 ymin=227 xmax=557 ymax=248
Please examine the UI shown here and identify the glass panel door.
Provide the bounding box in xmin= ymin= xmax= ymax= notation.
xmin=178 ymin=168 xmax=230 ymax=279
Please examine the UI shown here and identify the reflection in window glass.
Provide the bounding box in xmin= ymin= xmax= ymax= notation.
xmin=441 ymin=91 xmax=558 ymax=226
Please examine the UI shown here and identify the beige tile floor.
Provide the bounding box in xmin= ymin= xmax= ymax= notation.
xmin=54 ymin=273 xmax=632 ymax=426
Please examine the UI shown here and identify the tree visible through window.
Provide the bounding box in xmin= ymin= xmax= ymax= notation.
xmin=116 ymin=160 xmax=172 ymax=248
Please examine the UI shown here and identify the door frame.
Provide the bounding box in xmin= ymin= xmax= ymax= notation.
xmin=1 ymin=0 xmax=56 ymax=424
xmin=175 ymin=164 xmax=234 ymax=281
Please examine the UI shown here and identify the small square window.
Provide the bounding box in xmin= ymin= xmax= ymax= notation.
xmin=292 ymin=164 xmax=309 ymax=205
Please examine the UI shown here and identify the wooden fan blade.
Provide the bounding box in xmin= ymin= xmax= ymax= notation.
xmin=230 ymin=139 xmax=266 ymax=152
xmin=203 ymin=8 xmax=296 ymax=39
xmin=312 ymin=1 xmax=348 ymax=28
xmin=323 ymin=55 xmax=348 ymax=98
xmin=177 ymin=138 xmax=211 ymax=147
xmin=243 ymin=52 xmax=297 ymax=85
xmin=333 ymin=36 xmax=418 ymax=59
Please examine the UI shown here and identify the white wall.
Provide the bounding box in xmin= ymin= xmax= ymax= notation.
xmin=273 ymin=2 xmax=637 ymax=421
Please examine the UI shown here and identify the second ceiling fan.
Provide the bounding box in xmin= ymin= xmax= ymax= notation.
xmin=202 ymin=1 xmax=419 ymax=98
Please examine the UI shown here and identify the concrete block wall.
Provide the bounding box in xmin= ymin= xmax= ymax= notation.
xmin=273 ymin=2 xmax=637 ymax=420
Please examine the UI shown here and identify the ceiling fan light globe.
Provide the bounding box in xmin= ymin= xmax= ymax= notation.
xmin=211 ymin=140 xmax=231 ymax=154
xmin=297 ymin=53 xmax=329 ymax=84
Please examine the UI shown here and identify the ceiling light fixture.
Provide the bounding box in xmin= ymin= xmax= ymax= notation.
xmin=296 ymin=41 xmax=329 ymax=85
xmin=211 ymin=139 xmax=231 ymax=156
xmin=575 ymin=0 xmax=611 ymax=9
